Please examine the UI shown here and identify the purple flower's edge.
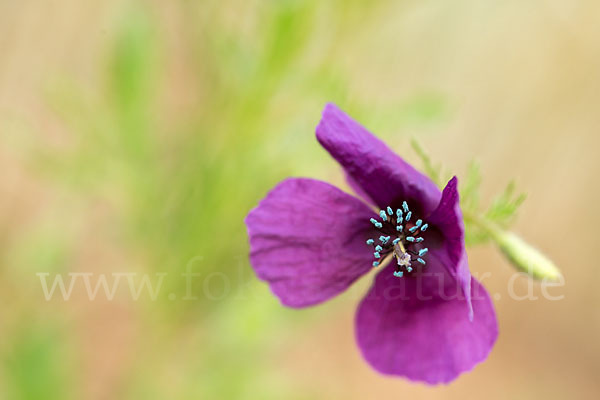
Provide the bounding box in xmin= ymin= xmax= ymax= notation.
xmin=427 ymin=176 xmax=473 ymax=320
xmin=355 ymin=263 xmax=498 ymax=385
xmin=245 ymin=177 xmax=377 ymax=308
xmin=316 ymin=103 xmax=441 ymax=215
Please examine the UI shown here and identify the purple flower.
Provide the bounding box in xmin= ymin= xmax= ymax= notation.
xmin=245 ymin=104 xmax=498 ymax=384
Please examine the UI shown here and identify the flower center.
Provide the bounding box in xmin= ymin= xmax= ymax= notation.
xmin=366 ymin=201 xmax=429 ymax=278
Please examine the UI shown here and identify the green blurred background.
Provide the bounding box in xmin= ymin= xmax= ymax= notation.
xmin=1 ymin=0 xmax=598 ymax=399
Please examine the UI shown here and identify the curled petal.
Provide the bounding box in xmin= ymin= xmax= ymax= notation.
xmin=427 ymin=176 xmax=473 ymax=318
xmin=246 ymin=178 xmax=376 ymax=308
xmin=316 ymin=103 xmax=440 ymax=214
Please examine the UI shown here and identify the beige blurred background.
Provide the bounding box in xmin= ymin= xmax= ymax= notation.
xmin=1 ymin=0 xmax=599 ymax=399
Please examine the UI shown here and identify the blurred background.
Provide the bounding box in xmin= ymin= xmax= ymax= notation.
xmin=1 ymin=0 xmax=599 ymax=399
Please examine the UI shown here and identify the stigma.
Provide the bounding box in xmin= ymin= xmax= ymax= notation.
xmin=366 ymin=201 xmax=429 ymax=278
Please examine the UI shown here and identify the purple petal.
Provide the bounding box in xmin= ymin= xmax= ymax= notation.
xmin=427 ymin=176 xmax=473 ymax=318
xmin=246 ymin=178 xmax=377 ymax=308
xmin=345 ymin=171 xmax=375 ymax=206
xmin=355 ymin=263 xmax=498 ymax=384
xmin=316 ymin=103 xmax=440 ymax=213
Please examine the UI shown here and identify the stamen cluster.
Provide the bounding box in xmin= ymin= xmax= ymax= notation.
xmin=366 ymin=201 xmax=429 ymax=278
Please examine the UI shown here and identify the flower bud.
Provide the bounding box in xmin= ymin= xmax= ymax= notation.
xmin=491 ymin=229 xmax=562 ymax=281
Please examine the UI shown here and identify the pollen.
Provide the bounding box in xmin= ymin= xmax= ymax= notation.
xmin=365 ymin=203 xmax=430 ymax=278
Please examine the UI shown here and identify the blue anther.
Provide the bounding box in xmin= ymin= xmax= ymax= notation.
xmin=419 ymin=248 xmax=429 ymax=257
xmin=417 ymin=258 xmax=426 ymax=265
xmin=396 ymin=209 xmax=402 ymax=218
xmin=407 ymin=266 xmax=413 ymax=272
xmin=402 ymin=201 xmax=409 ymax=212
xmin=376 ymin=222 xmax=383 ymax=229
xmin=370 ymin=218 xmax=378 ymax=225
xmin=406 ymin=211 xmax=412 ymax=221
xmin=374 ymin=252 xmax=381 ymax=258
xmin=375 ymin=245 xmax=383 ymax=252
xmin=396 ymin=226 xmax=402 ymax=231
xmin=421 ymin=223 xmax=428 ymax=232
xmin=406 ymin=237 xmax=415 ymax=242
xmin=379 ymin=210 xmax=387 ymax=221
xmin=394 ymin=271 xmax=404 ymax=278
xmin=415 ymin=219 xmax=422 ymax=227
xmin=387 ymin=206 xmax=393 ymax=216
xmin=416 ymin=237 xmax=424 ymax=243
xmin=409 ymin=226 xmax=418 ymax=233
xmin=366 ymin=239 xmax=374 ymax=245
xmin=393 ymin=238 xmax=400 ymax=245
xmin=373 ymin=261 xmax=380 ymax=267
xmin=397 ymin=217 xmax=403 ymax=225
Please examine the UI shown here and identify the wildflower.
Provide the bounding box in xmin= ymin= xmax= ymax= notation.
xmin=245 ymin=104 xmax=498 ymax=384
